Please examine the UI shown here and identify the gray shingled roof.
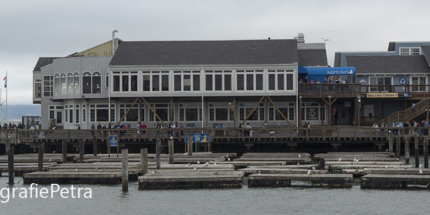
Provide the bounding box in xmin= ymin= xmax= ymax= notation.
xmin=33 ymin=57 xmax=57 ymax=72
xmin=421 ymin=45 xmax=430 ymax=66
xmin=346 ymin=55 xmax=430 ymax=74
xmin=109 ymin=40 xmax=298 ymax=66
xmin=298 ymin=49 xmax=327 ymax=66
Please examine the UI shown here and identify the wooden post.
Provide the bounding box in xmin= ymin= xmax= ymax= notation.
xmin=415 ymin=136 xmax=420 ymax=168
xmin=241 ymin=96 xmax=265 ymax=125
xmin=396 ymin=136 xmax=401 ymax=158
xmin=141 ymin=148 xmax=148 ymax=174
xmin=267 ymin=96 xmax=292 ymax=126
xmin=79 ymin=139 xmax=84 ymax=163
xmin=188 ymin=138 xmax=193 ymax=156
xmin=7 ymin=140 xmax=14 ymax=184
xmin=388 ymin=134 xmax=393 ymax=152
xmin=142 ymin=97 xmax=167 ymax=128
xmin=156 ymin=139 xmax=161 ymax=169
xmin=62 ymin=139 xmax=67 ymax=163
xmin=358 ymin=101 xmax=361 ymax=127
xmin=405 ymin=136 xmax=410 ymax=164
xmin=208 ymin=142 xmax=212 ymax=152
xmin=424 ymin=136 xmax=429 ymax=168
xmin=38 ymin=142 xmax=45 ymax=171
xmin=122 ymin=148 xmax=128 ymax=192
xmin=93 ymin=135 xmax=97 ymax=156
xmin=168 ymin=140 xmax=174 ymax=164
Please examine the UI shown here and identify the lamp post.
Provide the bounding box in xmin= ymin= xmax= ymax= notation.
xmin=357 ymin=96 xmax=361 ymax=127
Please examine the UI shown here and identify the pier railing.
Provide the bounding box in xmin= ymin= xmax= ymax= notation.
xmin=299 ymin=83 xmax=430 ymax=98
xmin=4 ymin=126 xmax=430 ymax=143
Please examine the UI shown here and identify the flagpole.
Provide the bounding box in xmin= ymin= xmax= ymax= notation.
xmin=5 ymin=70 xmax=7 ymax=123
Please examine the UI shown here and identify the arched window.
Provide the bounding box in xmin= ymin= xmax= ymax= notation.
xmin=60 ymin=73 xmax=67 ymax=95
xmin=67 ymin=73 xmax=74 ymax=94
xmin=54 ymin=74 xmax=61 ymax=95
xmin=92 ymin=72 xmax=101 ymax=94
xmin=74 ymin=72 xmax=80 ymax=94
xmin=82 ymin=71 xmax=101 ymax=94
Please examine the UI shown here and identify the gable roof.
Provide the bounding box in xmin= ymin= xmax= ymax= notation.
xmin=33 ymin=57 xmax=58 ymax=72
xmin=298 ymin=49 xmax=327 ymax=66
xmin=421 ymin=45 xmax=430 ymax=66
xmin=109 ymin=40 xmax=298 ymax=66
xmin=346 ymin=55 xmax=430 ymax=74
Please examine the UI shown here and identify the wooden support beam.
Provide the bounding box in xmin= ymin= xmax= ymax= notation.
xmin=267 ymin=96 xmax=292 ymax=126
xmin=62 ymin=139 xmax=67 ymax=163
xmin=405 ymin=136 xmax=410 ymax=164
xmin=233 ymin=98 xmax=236 ymax=128
xmin=156 ymin=139 xmax=161 ymax=169
xmin=396 ymin=136 xmax=401 ymax=158
xmin=7 ymin=140 xmax=14 ymax=184
xmin=38 ymin=142 xmax=44 ymax=171
xmin=141 ymin=148 xmax=148 ymax=174
xmin=142 ymin=98 xmax=167 ymax=128
xmin=424 ymin=136 xmax=429 ymax=168
xmin=168 ymin=140 xmax=174 ymax=164
xmin=79 ymin=139 xmax=84 ymax=163
xmin=117 ymin=97 xmax=139 ymax=125
xmin=170 ymin=99 xmax=173 ymax=125
xmin=241 ymin=96 xmax=265 ymax=126
xmin=415 ymin=136 xmax=419 ymax=168
xmin=93 ymin=135 xmax=97 ymax=156
xmin=122 ymin=148 xmax=128 ymax=192
xmin=388 ymin=134 xmax=393 ymax=152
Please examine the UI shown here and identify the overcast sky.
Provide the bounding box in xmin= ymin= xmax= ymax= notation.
xmin=1 ymin=0 xmax=429 ymax=105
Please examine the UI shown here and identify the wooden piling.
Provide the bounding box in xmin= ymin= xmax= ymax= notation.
xmin=122 ymin=148 xmax=128 ymax=192
xmin=415 ymin=136 xmax=419 ymax=168
xmin=79 ymin=139 xmax=84 ymax=163
xmin=93 ymin=135 xmax=97 ymax=156
xmin=405 ymin=136 xmax=410 ymax=164
xmin=188 ymin=138 xmax=193 ymax=156
xmin=396 ymin=136 xmax=401 ymax=158
xmin=424 ymin=136 xmax=429 ymax=168
xmin=62 ymin=139 xmax=67 ymax=163
xmin=388 ymin=134 xmax=393 ymax=152
xmin=156 ymin=139 xmax=161 ymax=169
xmin=208 ymin=142 xmax=212 ymax=152
xmin=141 ymin=148 xmax=148 ymax=174
xmin=38 ymin=142 xmax=44 ymax=171
xmin=168 ymin=140 xmax=174 ymax=164
xmin=7 ymin=140 xmax=14 ymax=184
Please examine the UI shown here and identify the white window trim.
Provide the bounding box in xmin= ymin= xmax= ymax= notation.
xmin=399 ymin=47 xmax=421 ymax=55
xmin=268 ymin=102 xmax=295 ymax=121
xmin=368 ymin=76 xmax=393 ymax=92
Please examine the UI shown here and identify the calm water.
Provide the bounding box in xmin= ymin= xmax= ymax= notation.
xmin=1 ymin=156 xmax=429 ymax=215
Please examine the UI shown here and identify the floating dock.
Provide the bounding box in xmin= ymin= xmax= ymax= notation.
xmin=23 ymin=171 xmax=122 ymax=184
xmin=239 ymin=167 xmax=328 ymax=175
xmin=248 ymin=174 xmax=353 ymax=188
xmin=361 ymin=174 xmax=430 ymax=189
xmin=138 ymin=170 xmax=244 ymax=189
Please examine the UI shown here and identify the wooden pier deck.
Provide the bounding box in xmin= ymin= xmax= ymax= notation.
xmin=239 ymin=167 xmax=328 ymax=175
xmin=0 ymin=163 xmax=55 ymax=176
xmin=363 ymin=168 xmax=430 ymax=175
xmin=138 ymin=170 xmax=244 ymax=189
xmin=248 ymin=174 xmax=353 ymax=188
xmin=0 ymin=153 xmax=71 ymax=163
xmin=216 ymin=161 xmax=286 ymax=167
xmin=236 ymin=153 xmax=311 ymax=163
xmin=361 ymin=174 xmax=430 ymax=188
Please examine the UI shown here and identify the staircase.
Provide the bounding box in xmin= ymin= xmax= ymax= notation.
xmin=382 ymin=98 xmax=430 ymax=124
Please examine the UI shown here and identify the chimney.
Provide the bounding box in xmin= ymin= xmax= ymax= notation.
xmin=297 ymin=33 xmax=305 ymax=43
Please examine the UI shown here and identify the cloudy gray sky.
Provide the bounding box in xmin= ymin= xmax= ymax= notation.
xmin=1 ymin=0 xmax=429 ymax=104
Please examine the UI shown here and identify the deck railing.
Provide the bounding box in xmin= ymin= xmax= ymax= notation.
xmin=3 ymin=126 xmax=429 ymax=143
xmin=299 ymin=83 xmax=430 ymax=98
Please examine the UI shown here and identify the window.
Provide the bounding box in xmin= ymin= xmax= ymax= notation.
xmin=179 ymin=103 xmax=202 ymax=121
xmin=173 ymin=70 xmax=199 ymax=92
xmin=138 ymin=71 xmax=169 ymax=92
xmin=400 ymin=47 xmax=421 ymax=55
xmin=82 ymin=72 xmax=92 ymax=94
xmin=206 ymin=70 xmax=231 ymax=91
xmin=54 ymin=73 xmax=67 ymax=95
xmin=106 ymin=73 xmax=109 ymax=88
xmin=75 ymin=105 xmax=80 ymax=124
xmin=92 ymin=72 xmax=101 ymax=94
xmin=65 ymin=73 xmax=80 ymax=95
xmin=239 ymin=103 xmax=264 ymax=121
xmin=49 ymin=105 xmax=63 ymax=124
xmin=82 ymin=105 xmax=86 ymax=123
xmin=209 ymin=103 xmax=234 ymax=121
xmin=143 ymin=73 xmax=150 ymax=91
xmin=119 ymin=104 xmax=140 ymax=122
xmin=89 ymin=104 xmax=111 ymax=122
xmin=122 ymin=72 xmax=129 ymax=91
xmin=149 ymin=104 xmax=174 ymax=122
xmin=83 ymin=72 xmax=101 ymax=94
xmin=35 ymin=79 xmax=41 ymax=99
xmin=43 ymin=76 xmax=53 ymax=97
xmin=369 ymin=77 xmax=392 ymax=92
xmin=269 ymin=102 xmax=295 ymax=121
xmin=268 ymin=70 xmax=294 ymax=91
xmin=237 ymin=70 xmax=263 ymax=91
xmin=113 ymin=72 xmax=120 ymax=92
xmin=412 ymin=76 xmax=426 ymax=92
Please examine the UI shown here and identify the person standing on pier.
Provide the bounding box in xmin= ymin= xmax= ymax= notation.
xmin=156 ymin=121 xmax=161 ymax=137
xmin=91 ymin=123 xmax=95 ymax=137
xmin=97 ymin=122 xmax=102 ymax=137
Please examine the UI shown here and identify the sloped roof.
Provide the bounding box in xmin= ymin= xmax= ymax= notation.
xmin=346 ymin=55 xmax=430 ymax=74
xmin=109 ymin=40 xmax=298 ymax=66
xmin=421 ymin=45 xmax=430 ymax=66
xmin=298 ymin=49 xmax=327 ymax=66
xmin=33 ymin=57 xmax=58 ymax=72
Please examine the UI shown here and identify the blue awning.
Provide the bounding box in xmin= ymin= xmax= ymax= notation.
xmin=299 ymin=66 xmax=356 ymax=75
